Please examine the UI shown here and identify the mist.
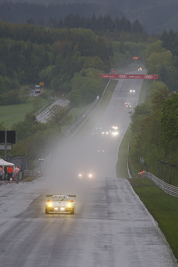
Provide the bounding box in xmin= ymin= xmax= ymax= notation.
xmin=40 ymin=110 xmax=106 ymax=205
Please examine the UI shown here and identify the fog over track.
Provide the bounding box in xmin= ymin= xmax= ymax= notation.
xmin=0 ymin=69 xmax=177 ymax=267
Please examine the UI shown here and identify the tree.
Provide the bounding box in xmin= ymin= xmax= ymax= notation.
xmin=132 ymin=19 xmax=145 ymax=34
xmin=48 ymin=105 xmax=72 ymax=129
xmin=159 ymin=64 xmax=178 ymax=91
xmin=161 ymin=30 xmax=178 ymax=55
xmin=161 ymin=92 xmax=178 ymax=142
xmin=80 ymin=78 xmax=101 ymax=104
xmin=12 ymin=112 xmax=46 ymax=142
xmin=147 ymin=50 xmax=172 ymax=74
xmin=20 ymin=85 xmax=30 ymax=103
xmin=10 ymin=140 xmax=28 ymax=157
xmin=145 ymin=40 xmax=165 ymax=62
xmin=71 ymin=68 xmax=102 ymax=104
xmin=39 ymin=65 xmax=55 ymax=86
xmin=68 ymin=90 xmax=81 ymax=107
xmin=32 ymin=96 xmax=41 ymax=111
xmin=130 ymin=103 xmax=151 ymax=134
xmin=0 ymin=121 xmax=5 ymax=130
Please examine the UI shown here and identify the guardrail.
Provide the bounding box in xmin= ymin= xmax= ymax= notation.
xmin=143 ymin=172 xmax=178 ymax=198
xmin=64 ymin=80 xmax=111 ymax=137
xmin=65 ymin=96 xmax=99 ymax=135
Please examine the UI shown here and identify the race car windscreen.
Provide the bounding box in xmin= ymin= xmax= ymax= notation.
xmin=48 ymin=196 xmax=68 ymax=201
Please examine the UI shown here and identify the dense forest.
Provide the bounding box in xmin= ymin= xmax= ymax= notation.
xmin=0 ymin=17 xmax=147 ymax=106
xmin=0 ymin=20 xmax=112 ymax=104
xmin=0 ymin=2 xmax=124 ymax=24
xmin=0 ymin=0 xmax=178 ymax=34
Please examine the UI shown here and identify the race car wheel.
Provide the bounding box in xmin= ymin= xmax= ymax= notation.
xmin=70 ymin=208 xmax=75 ymax=215
xmin=45 ymin=207 xmax=49 ymax=214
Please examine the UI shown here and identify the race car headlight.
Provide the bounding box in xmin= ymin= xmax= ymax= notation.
xmin=88 ymin=173 xmax=93 ymax=178
xmin=67 ymin=203 xmax=72 ymax=208
xmin=112 ymin=131 xmax=119 ymax=136
xmin=47 ymin=202 xmax=53 ymax=207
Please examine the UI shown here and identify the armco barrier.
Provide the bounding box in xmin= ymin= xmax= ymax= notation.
xmin=64 ymin=79 xmax=111 ymax=137
xmin=143 ymin=172 xmax=178 ymax=198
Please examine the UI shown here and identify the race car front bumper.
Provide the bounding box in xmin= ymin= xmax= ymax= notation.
xmin=45 ymin=206 xmax=74 ymax=213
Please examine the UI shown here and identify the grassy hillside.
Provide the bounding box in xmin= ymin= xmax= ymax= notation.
xmin=0 ymin=98 xmax=50 ymax=128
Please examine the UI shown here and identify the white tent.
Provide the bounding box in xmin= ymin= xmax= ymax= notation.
xmin=0 ymin=158 xmax=14 ymax=166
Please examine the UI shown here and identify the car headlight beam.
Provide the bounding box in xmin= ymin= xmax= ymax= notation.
xmin=111 ymin=131 xmax=119 ymax=136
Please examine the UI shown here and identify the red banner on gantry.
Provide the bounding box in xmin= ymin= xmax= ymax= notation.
xmin=99 ymin=74 xmax=158 ymax=79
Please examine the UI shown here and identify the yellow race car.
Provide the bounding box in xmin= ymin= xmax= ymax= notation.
xmin=45 ymin=194 xmax=76 ymax=214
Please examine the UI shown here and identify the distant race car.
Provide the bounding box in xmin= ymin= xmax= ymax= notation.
xmin=125 ymin=102 xmax=131 ymax=108
xmin=78 ymin=171 xmax=95 ymax=179
xmin=129 ymin=89 xmax=135 ymax=93
xmin=110 ymin=126 xmax=119 ymax=136
xmin=92 ymin=125 xmax=119 ymax=137
xmin=93 ymin=127 xmax=110 ymax=136
xmin=101 ymin=126 xmax=119 ymax=136
xmin=138 ymin=67 xmax=142 ymax=71
xmin=97 ymin=148 xmax=105 ymax=153
xmin=101 ymin=130 xmax=110 ymax=135
xmin=45 ymin=194 xmax=76 ymax=214
xmin=92 ymin=127 xmax=102 ymax=136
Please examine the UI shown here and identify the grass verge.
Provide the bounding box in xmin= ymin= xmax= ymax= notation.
xmin=116 ymin=126 xmax=132 ymax=178
xmin=129 ymin=177 xmax=178 ymax=259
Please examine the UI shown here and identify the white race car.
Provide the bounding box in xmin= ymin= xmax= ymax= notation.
xmin=110 ymin=125 xmax=119 ymax=136
xmin=78 ymin=171 xmax=94 ymax=179
xmin=45 ymin=194 xmax=76 ymax=214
